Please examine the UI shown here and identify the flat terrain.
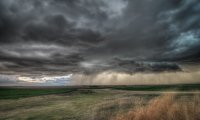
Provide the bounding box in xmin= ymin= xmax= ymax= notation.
xmin=0 ymin=84 xmax=200 ymax=120
xmin=1 ymin=84 xmax=200 ymax=99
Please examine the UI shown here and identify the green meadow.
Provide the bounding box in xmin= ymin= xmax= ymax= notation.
xmin=1 ymin=84 xmax=200 ymax=99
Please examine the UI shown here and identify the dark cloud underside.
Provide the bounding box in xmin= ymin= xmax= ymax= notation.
xmin=0 ymin=0 xmax=200 ymax=75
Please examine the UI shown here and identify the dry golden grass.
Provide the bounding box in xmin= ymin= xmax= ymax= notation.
xmin=92 ymin=96 xmax=146 ymax=120
xmin=115 ymin=94 xmax=200 ymax=120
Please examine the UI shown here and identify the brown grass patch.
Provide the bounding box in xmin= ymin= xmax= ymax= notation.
xmin=115 ymin=94 xmax=200 ymax=120
xmin=91 ymin=96 xmax=148 ymax=120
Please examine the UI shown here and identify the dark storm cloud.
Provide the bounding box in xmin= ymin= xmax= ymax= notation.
xmin=110 ymin=58 xmax=181 ymax=74
xmin=0 ymin=0 xmax=200 ymax=75
xmin=159 ymin=0 xmax=200 ymax=61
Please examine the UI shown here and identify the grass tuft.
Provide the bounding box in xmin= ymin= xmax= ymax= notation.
xmin=115 ymin=94 xmax=200 ymax=120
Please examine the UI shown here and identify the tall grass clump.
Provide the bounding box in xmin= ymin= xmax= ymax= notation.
xmin=115 ymin=94 xmax=200 ymax=120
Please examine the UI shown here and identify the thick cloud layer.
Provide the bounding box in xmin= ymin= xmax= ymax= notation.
xmin=0 ymin=0 xmax=200 ymax=77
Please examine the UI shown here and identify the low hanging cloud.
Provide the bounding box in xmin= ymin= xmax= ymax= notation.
xmin=0 ymin=74 xmax=18 ymax=85
xmin=0 ymin=74 xmax=72 ymax=86
xmin=109 ymin=58 xmax=181 ymax=73
xmin=70 ymin=70 xmax=200 ymax=85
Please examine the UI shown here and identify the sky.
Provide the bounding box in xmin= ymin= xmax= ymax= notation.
xmin=0 ymin=0 xmax=200 ymax=86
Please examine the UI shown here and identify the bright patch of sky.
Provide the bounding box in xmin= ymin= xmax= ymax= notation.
xmin=18 ymin=74 xmax=72 ymax=85
xmin=171 ymin=31 xmax=199 ymax=54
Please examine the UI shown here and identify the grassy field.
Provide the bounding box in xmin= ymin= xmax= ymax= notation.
xmin=1 ymin=84 xmax=200 ymax=99
xmin=0 ymin=89 xmax=145 ymax=120
xmin=0 ymin=85 xmax=199 ymax=120
xmin=0 ymin=87 xmax=77 ymax=99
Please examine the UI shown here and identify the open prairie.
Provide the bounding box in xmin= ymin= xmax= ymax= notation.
xmin=0 ymin=85 xmax=200 ymax=120
xmin=1 ymin=0 xmax=200 ymax=119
